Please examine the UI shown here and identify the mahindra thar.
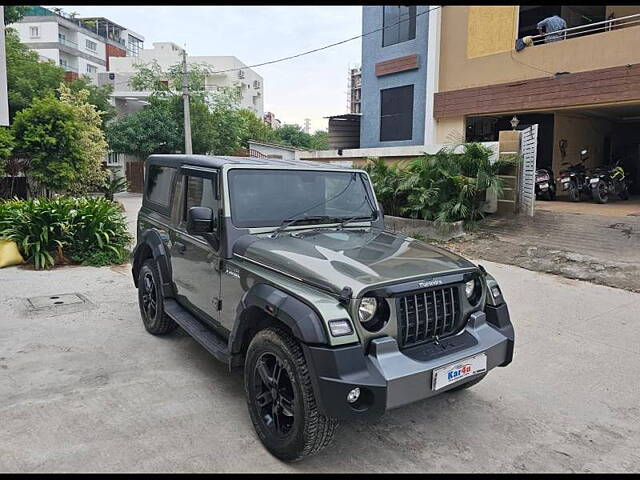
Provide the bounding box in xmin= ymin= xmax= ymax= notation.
xmin=132 ymin=154 xmax=515 ymax=462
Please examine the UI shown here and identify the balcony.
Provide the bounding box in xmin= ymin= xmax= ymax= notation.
xmin=526 ymin=13 xmax=640 ymax=46
xmin=58 ymin=35 xmax=78 ymax=49
xmin=59 ymin=61 xmax=78 ymax=73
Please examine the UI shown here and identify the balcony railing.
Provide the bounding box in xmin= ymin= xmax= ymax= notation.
xmin=59 ymin=62 xmax=78 ymax=73
xmin=528 ymin=13 xmax=640 ymax=46
xmin=58 ymin=35 xmax=78 ymax=49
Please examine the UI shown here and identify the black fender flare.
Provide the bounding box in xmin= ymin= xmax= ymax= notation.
xmin=131 ymin=229 xmax=175 ymax=298
xmin=230 ymin=283 xmax=330 ymax=354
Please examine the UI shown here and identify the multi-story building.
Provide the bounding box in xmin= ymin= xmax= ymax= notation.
xmin=11 ymin=6 xmax=107 ymax=81
xmin=308 ymin=5 xmax=640 ymax=196
xmin=433 ymin=5 xmax=640 ymax=190
xmin=105 ymin=42 xmax=264 ymax=116
xmin=359 ymin=5 xmax=439 ymax=148
xmin=10 ymin=6 xmax=144 ymax=82
xmin=78 ymin=17 xmax=144 ymax=70
xmin=348 ymin=66 xmax=361 ymax=114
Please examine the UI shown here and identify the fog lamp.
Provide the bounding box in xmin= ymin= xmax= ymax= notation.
xmin=347 ymin=387 xmax=360 ymax=404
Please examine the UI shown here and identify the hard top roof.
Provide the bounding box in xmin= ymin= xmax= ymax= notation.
xmin=146 ymin=154 xmax=353 ymax=170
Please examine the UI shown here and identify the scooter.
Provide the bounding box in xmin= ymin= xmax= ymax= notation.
xmin=557 ymin=149 xmax=591 ymax=202
xmin=535 ymin=167 xmax=556 ymax=200
xmin=588 ymin=159 xmax=631 ymax=204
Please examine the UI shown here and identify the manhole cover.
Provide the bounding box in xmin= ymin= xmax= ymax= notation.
xmin=25 ymin=293 xmax=95 ymax=317
xmin=27 ymin=293 xmax=87 ymax=309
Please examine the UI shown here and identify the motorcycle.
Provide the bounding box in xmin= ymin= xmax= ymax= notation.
xmin=557 ymin=149 xmax=591 ymax=202
xmin=588 ymin=159 xmax=631 ymax=204
xmin=535 ymin=167 xmax=556 ymax=200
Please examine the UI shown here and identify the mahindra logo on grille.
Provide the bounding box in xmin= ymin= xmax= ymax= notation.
xmin=417 ymin=279 xmax=443 ymax=288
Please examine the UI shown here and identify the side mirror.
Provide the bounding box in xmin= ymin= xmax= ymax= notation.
xmin=187 ymin=207 xmax=215 ymax=235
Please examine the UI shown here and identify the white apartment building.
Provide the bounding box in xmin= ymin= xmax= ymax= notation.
xmin=11 ymin=6 xmax=107 ymax=80
xmin=106 ymin=42 xmax=264 ymax=116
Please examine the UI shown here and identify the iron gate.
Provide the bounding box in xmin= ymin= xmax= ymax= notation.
xmin=518 ymin=124 xmax=538 ymax=217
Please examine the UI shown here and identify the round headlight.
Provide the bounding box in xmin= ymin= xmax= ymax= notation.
xmin=358 ymin=297 xmax=377 ymax=323
xmin=465 ymin=279 xmax=476 ymax=299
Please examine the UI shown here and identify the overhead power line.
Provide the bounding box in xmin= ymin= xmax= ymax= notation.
xmin=209 ymin=5 xmax=442 ymax=75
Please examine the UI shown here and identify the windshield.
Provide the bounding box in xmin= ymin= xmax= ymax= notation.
xmin=228 ymin=169 xmax=376 ymax=228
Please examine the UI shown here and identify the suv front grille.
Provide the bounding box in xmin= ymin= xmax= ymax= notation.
xmin=397 ymin=286 xmax=460 ymax=348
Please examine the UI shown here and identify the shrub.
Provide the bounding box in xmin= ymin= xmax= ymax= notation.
xmin=0 ymin=196 xmax=131 ymax=269
xmin=364 ymin=143 xmax=517 ymax=225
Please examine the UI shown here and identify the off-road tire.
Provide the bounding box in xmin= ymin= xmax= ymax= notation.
xmin=137 ymin=259 xmax=177 ymax=335
xmin=593 ymin=180 xmax=609 ymax=204
xmin=447 ymin=373 xmax=487 ymax=392
xmin=244 ymin=327 xmax=338 ymax=462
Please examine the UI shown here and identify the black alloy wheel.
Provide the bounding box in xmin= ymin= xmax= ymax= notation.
xmin=141 ymin=271 xmax=158 ymax=321
xmin=253 ymin=352 xmax=296 ymax=437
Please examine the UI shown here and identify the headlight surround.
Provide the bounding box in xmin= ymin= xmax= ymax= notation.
xmin=358 ymin=297 xmax=377 ymax=323
xmin=464 ymin=274 xmax=483 ymax=306
xmin=357 ymin=295 xmax=390 ymax=333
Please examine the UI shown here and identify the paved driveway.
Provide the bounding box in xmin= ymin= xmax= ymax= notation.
xmin=1 ymin=259 xmax=638 ymax=473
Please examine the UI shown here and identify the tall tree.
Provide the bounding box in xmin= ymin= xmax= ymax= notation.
xmin=0 ymin=127 xmax=15 ymax=176
xmin=12 ymin=84 xmax=108 ymax=193
xmin=3 ymin=5 xmax=29 ymax=25
xmin=4 ymin=29 xmax=65 ymax=120
xmin=67 ymin=76 xmax=116 ymax=127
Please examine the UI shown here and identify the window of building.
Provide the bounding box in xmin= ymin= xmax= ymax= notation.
xmin=29 ymin=26 xmax=40 ymax=38
xmin=382 ymin=5 xmax=417 ymax=47
xmin=106 ymin=152 xmax=120 ymax=165
xmin=380 ymin=85 xmax=414 ymax=142
xmin=86 ymin=64 xmax=98 ymax=74
xmin=85 ymin=39 xmax=97 ymax=52
xmin=145 ymin=165 xmax=176 ymax=208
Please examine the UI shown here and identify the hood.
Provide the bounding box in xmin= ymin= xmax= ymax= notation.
xmin=235 ymin=229 xmax=476 ymax=296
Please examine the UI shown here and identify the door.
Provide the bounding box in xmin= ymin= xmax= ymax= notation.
xmin=170 ymin=169 xmax=222 ymax=328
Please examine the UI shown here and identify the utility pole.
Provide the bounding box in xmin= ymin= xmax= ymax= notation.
xmin=181 ymin=47 xmax=193 ymax=154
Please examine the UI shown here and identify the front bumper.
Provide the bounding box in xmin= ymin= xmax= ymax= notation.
xmin=303 ymin=304 xmax=514 ymax=420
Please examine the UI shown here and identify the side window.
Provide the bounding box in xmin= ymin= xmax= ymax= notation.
xmin=146 ymin=165 xmax=176 ymax=208
xmin=382 ymin=5 xmax=417 ymax=47
xmin=182 ymin=175 xmax=218 ymax=222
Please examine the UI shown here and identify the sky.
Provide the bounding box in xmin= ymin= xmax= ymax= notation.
xmin=56 ymin=5 xmax=363 ymax=132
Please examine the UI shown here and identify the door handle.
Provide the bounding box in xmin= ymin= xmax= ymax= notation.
xmin=175 ymin=242 xmax=186 ymax=254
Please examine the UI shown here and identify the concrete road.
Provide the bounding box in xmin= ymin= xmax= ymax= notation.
xmin=1 ymin=261 xmax=639 ymax=473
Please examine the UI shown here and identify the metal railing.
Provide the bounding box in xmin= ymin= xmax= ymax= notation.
xmin=528 ymin=13 xmax=640 ymax=46
xmin=59 ymin=62 xmax=78 ymax=73
xmin=58 ymin=35 xmax=78 ymax=49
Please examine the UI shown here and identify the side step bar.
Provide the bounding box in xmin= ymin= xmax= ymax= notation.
xmin=163 ymin=299 xmax=231 ymax=364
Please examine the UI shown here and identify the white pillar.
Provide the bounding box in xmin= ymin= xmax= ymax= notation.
xmin=424 ymin=5 xmax=441 ymax=146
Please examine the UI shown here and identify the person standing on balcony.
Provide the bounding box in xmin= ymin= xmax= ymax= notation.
xmin=537 ymin=14 xmax=567 ymax=43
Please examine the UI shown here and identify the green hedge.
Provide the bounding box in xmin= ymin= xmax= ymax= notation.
xmin=0 ymin=196 xmax=132 ymax=269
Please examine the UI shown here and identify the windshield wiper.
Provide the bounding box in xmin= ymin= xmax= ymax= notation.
xmin=271 ymin=215 xmax=341 ymax=238
xmin=337 ymin=213 xmax=376 ymax=230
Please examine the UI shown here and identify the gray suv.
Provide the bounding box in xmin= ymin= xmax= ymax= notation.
xmin=132 ymin=154 xmax=515 ymax=461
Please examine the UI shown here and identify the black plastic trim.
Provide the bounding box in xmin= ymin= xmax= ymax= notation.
xmin=132 ymin=229 xmax=175 ymax=298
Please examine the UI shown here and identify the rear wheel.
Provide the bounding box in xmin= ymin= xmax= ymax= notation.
xmin=245 ymin=327 xmax=338 ymax=462
xmin=593 ymin=180 xmax=609 ymax=204
xmin=619 ymin=182 xmax=630 ymax=200
xmin=568 ymin=181 xmax=580 ymax=202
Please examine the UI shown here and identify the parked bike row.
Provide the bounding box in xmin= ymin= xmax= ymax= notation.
xmin=535 ymin=149 xmax=631 ymax=204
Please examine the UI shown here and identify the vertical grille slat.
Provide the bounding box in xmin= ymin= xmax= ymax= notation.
xmin=396 ymin=285 xmax=460 ymax=349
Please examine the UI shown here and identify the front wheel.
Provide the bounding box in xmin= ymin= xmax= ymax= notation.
xmin=245 ymin=327 xmax=338 ymax=462
xmin=619 ymin=182 xmax=630 ymax=200
xmin=137 ymin=259 xmax=177 ymax=335
xmin=593 ymin=180 xmax=609 ymax=204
